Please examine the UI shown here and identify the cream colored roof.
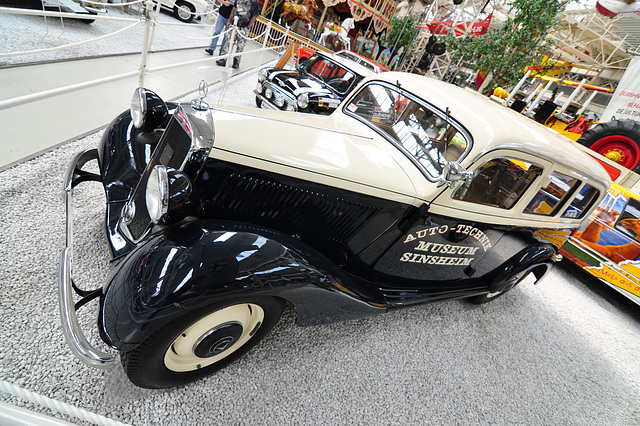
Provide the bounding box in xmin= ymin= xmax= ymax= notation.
xmin=359 ymin=72 xmax=610 ymax=185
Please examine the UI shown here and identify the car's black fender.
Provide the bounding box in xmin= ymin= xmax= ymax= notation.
xmin=486 ymin=241 xmax=555 ymax=293
xmin=99 ymin=220 xmax=386 ymax=352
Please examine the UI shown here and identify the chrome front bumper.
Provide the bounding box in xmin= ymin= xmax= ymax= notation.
xmin=59 ymin=148 xmax=116 ymax=368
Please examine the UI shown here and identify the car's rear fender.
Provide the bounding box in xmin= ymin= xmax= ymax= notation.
xmin=487 ymin=242 xmax=556 ymax=293
xmin=99 ymin=220 xmax=385 ymax=352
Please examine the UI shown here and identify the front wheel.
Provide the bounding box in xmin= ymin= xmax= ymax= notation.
xmin=121 ymin=296 xmax=284 ymax=388
xmin=577 ymin=120 xmax=640 ymax=173
xmin=174 ymin=1 xmax=195 ymax=23
xmin=255 ymin=95 xmax=262 ymax=108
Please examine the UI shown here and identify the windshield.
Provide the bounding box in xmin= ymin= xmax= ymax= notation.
xmin=345 ymin=83 xmax=471 ymax=179
xmin=301 ymin=55 xmax=359 ymax=94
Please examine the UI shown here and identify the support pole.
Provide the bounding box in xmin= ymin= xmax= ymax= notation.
xmin=557 ymin=78 xmax=586 ymax=116
xmin=525 ymin=79 xmax=553 ymax=116
xmin=507 ymin=69 xmax=532 ymax=104
xmin=524 ymin=81 xmax=543 ymax=105
xmin=225 ymin=20 xmax=237 ymax=69
xmin=138 ymin=0 xmax=153 ymax=88
xmin=576 ymin=90 xmax=598 ymax=116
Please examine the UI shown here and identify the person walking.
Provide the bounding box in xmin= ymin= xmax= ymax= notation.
xmin=205 ymin=0 xmax=234 ymax=55
xmin=216 ymin=0 xmax=259 ymax=69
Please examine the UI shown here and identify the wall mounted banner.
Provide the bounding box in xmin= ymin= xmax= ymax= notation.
xmin=601 ymin=56 xmax=640 ymax=121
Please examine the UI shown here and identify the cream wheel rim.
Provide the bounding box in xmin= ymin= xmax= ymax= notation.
xmin=164 ymin=303 xmax=264 ymax=372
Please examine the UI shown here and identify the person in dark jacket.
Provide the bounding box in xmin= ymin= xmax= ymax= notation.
xmin=216 ymin=0 xmax=259 ymax=69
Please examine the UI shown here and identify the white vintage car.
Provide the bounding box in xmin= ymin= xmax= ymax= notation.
xmin=60 ymin=72 xmax=611 ymax=389
xmin=156 ymin=0 xmax=209 ymax=22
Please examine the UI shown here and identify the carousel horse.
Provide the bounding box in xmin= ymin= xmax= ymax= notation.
xmin=319 ymin=18 xmax=355 ymax=51
xmin=280 ymin=0 xmax=318 ymax=28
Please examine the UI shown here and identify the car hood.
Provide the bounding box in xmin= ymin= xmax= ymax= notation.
xmin=269 ymin=70 xmax=336 ymax=98
xmin=207 ymin=106 xmax=418 ymax=205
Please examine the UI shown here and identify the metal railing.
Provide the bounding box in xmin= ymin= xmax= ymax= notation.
xmin=0 ymin=1 xmax=332 ymax=110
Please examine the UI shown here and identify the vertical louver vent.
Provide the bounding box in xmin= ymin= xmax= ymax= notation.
xmin=212 ymin=173 xmax=381 ymax=243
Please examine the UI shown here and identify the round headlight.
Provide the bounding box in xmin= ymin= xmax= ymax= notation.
xmin=265 ymin=88 xmax=273 ymax=99
xmin=275 ymin=96 xmax=285 ymax=107
xmin=297 ymin=93 xmax=309 ymax=109
xmin=146 ymin=165 xmax=169 ymax=223
xmin=258 ymin=69 xmax=268 ymax=82
xmin=286 ymin=104 xmax=296 ymax=112
xmin=131 ymin=89 xmax=145 ymax=129
xmin=256 ymin=82 xmax=263 ymax=93
xmin=130 ymin=88 xmax=168 ymax=133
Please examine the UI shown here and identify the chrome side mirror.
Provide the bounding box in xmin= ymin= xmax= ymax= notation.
xmin=437 ymin=161 xmax=474 ymax=189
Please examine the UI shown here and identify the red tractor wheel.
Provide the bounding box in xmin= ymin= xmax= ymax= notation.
xmin=577 ymin=120 xmax=640 ymax=173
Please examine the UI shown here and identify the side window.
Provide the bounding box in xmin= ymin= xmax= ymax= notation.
xmin=346 ymin=83 xmax=470 ymax=179
xmin=525 ymin=171 xmax=580 ymax=216
xmin=561 ymin=184 xmax=600 ymax=218
xmin=453 ymin=158 xmax=543 ymax=209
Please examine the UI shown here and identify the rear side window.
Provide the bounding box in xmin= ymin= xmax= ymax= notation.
xmin=453 ymin=157 xmax=543 ymax=209
xmin=561 ymin=184 xmax=600 ymax=218
xmin=525 ymin=171 xmax=580 ymax=216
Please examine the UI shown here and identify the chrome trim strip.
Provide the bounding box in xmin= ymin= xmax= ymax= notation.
xmin=254 ymin=91 xmax=281 ymax=110
xmin=262 ymin=81 xmax=297 ymax=104
xmin=60 ymin=148 xmax=116 ymax=368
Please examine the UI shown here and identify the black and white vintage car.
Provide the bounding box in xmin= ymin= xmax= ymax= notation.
xmin=60 ymin=73 xmax=611 ymax=389
xmin=254 ymin=51 xmax=374 ymax=114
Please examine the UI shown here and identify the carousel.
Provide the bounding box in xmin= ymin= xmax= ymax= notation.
xmin=261 ymin=0 xmax=397 ymax=64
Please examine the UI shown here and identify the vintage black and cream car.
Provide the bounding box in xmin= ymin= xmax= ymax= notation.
xmin=254 ymin=51 xmax=374 ymax=114
xmin=60 ymin=73 xmax=611 ymax=389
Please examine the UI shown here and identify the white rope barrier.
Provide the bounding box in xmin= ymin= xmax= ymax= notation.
xmin=0 ymin=21 xmax=141 ymax=58
xmin=267 ymin=30 xmax=288 ymax=43
xmin=0 ymin=6 xmax=140 ymax=23
xmin=0 ymin=380 xmax=131 ymax=426
xmin=239 ymin=27 xmax=269 ymax=42
xmin=155 ymin=21 xmax=227 ymax=41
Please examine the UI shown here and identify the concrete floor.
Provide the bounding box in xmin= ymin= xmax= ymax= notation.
xmin=0 ymin=43 xmax=278 ymax=171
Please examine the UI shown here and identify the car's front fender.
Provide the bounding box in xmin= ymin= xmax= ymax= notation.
xmin=100 ymin=220 xmax=385 ymax=351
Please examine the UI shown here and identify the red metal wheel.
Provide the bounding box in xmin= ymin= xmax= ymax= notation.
xmin=589 ymin=135 xmax=640 ymax=170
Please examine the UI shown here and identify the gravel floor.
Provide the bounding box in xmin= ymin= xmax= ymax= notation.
xmin=1 ymin=4 xmax=640 ymax=426
xmin=0 ymin=1 xmax=215 ymax=67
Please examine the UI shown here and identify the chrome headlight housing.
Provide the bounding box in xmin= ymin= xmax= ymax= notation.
xmin=145 ymin=165 xmax=195 ymax=225
xmin=146 ymin=165 xmax=169 ymax=223
xmin=297 ymin=93 xmax=309 ymax=109
xmin=264 ymin=88 xmax=273 ymax=99
xmin=131 ymin=88 xmax=169 ymax=132
xmin=258 ymin=69 xmax=268 ymax=82
xmin=256 ymin=82 xmax=263 ymax=93
xmin=275 ymin=96 xmax=285 ymax=108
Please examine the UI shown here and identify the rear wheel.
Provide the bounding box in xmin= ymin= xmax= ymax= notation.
xmin=471 ymin=270 xmax=529 ymax=304
xmin=174 ymin=1 xmax=195 ymax=23
xmin=121 ymin=296 xmax=284 ymax=388
xmin=79 ymin=11 xmax=97 ymax=24
xmin=577 ymin=120 xmax=640 ymax=173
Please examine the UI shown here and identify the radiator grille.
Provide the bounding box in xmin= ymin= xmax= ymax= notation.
xmin=163 ymin=118 xmax=192 ymax=170
xmin=211 ymin=173 xmax=381 ymax=244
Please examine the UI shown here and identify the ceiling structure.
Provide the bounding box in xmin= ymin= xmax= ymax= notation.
xmin=401 ymin=0 xmax=640 ymax=90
